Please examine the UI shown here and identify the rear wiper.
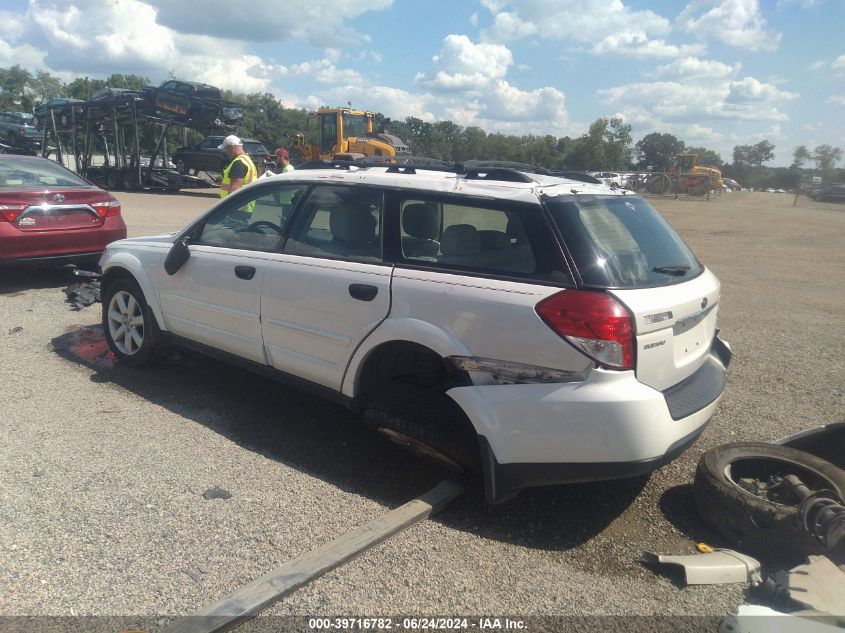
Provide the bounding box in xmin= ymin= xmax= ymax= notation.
xmin=652 ymin=264 xmax=690 ymax=276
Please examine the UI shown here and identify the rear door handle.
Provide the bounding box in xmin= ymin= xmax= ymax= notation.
xmin=234 ymin=265 xmax=256 ymax=280
xmin=349 ymin=283 xmax=378 ymax=301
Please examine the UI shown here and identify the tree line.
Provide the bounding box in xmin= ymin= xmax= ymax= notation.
xmin=1 ymin=64 xmax=842 ymax=188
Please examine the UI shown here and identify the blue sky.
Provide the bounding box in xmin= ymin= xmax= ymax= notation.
xmin=0 ymin=0 xmax=843 ymax=166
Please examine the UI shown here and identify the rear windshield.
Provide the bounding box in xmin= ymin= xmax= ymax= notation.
xmin=245 ymin=142 xmax=269 ymax=155
xmin=0 ymin=157 xmax=91 ymax=188
xmin=545 ymin=194 xmax=702 ymax=288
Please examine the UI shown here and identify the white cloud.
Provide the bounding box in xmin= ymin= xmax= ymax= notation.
xmin=833 ymin=55 xmax=845 ymax=73
xmin=678 ymin=0 xmax=781 ymax=51
xmin=148 ymin=0 xmax=393 ymax=48
xmin=827 ymin=96 xmax=845 ymax=107
xmin=287 ymin=58 xmax=364 ymax=85
xmin=479 ymin=0 xmax=671 ymax=46
xmin=726 ymin=77 xmax=798 ymax=103
xmin=415 ymin=35 xmax=513 ymax=91
xmin=599 ymin=73 xmax=797 ymax=127
xmin=808 ymin=60 xmax=826 ymax=71
xmin=317 ymin=84 xmax=436 ymax=122
xmin=652 ymin=57 xmax=740 ymax=79
xmin=591 ymin=31 xmax=706 ymax=58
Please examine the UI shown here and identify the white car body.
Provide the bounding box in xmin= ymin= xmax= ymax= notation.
xmin=99 ymin=163 xmax=730 ymax=502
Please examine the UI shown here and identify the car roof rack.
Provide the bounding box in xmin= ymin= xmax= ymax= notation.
xmin=294 ymin=156 xmax=548 ymax=183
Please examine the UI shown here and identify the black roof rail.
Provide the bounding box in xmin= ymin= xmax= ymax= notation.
xmin=293 ymin=156 xmax=550 ymax=183
xmin=462 ymin=160 xmax=551 ymax=176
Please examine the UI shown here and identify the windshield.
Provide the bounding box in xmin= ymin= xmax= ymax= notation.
xmin=545 ymin=194 xmax=702 ymax=288
xmin=0 ymin=157 xmax=91 ymax=188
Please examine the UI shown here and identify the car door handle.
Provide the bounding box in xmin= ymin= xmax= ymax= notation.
xmin=234 ymin=265 xmax=256 ymax=280
xmin=349 ymin=283 xmax=378 ymax=301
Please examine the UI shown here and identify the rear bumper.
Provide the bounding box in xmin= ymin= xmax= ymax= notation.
xmin=448 ymin=335 xmax=731 ymax=503
xmin=0 ymin=217 xmax=126 ymax=265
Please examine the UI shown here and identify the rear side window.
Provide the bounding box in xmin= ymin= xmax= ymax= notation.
xmin=398 ymin=196 xmax=569 ymax=282
xmin=545 ymin=194 xmax=702 ymax=288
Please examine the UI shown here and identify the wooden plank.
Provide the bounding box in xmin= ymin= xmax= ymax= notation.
xmin=162 ymin=480 xmax=463 ymax=633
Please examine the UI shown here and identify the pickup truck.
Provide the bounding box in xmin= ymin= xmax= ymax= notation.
xmin=0 ymin=111 xmax=41 ymax=149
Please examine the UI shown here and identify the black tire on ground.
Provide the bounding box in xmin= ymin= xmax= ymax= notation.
xmin=693 ymin=442 xmax=845 ymax=560
xmin=363 ymin=383 xmax=480 ymax=474
xmin=101 ymin=277 xmax=159 ymax=367
xmin=105 ymin=169 xmax=121 ymax=190
xmin=121 ymin=169 xmax=138 ymax=191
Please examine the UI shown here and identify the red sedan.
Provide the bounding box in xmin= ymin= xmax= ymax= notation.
xmin=0 ymin=155 xmax=126 ymax=266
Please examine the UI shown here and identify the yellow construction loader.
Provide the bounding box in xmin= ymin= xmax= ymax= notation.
xmin=294 ymin=107 xmax=411 ymax=162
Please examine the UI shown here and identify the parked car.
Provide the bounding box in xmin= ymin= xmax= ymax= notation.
xmin=142 ymin=80 xmax=245 ymax=129
xmin=0 ymin=111 xmax=42 ymax=149
xmin=171 ymin=136 xmax=272 ymax=175
xmin=813 ymin=183 xmax=845 ymax=203
xmin=97 ymin=162 xmax=730 ymax=502
xmin=32 ymin=98 xmax=86 ymax=129
xmin=587 ymin=171 xmax=625 ymax=187
xmin=0 ymin=155 xmax=126 ymax=266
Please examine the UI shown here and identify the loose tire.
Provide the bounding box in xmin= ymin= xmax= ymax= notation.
xmin=693 ymin=442 xmax=845 ymax=560
xmin=363 ymin=383 xmax=480 ymax=474
xmin=102 ymin=278 xmax=158 ymax=367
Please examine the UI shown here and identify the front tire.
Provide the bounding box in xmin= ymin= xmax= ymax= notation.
xmin=102 ymin=278 xmax=158 ymax=367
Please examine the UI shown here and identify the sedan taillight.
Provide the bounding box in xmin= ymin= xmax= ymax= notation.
xmin=0 ymin=204 xmax=26 ymax=222
xmin=91 ymin=200 xmax=121 ymax=217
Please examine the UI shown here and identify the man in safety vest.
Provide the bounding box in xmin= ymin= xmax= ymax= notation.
xmin=219 ymin=135 xmax=257 ymax=199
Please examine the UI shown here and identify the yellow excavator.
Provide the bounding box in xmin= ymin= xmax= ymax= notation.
xmin=294 ymin=107 xmax=411 ymax=162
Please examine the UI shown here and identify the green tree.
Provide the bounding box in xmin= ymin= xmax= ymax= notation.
xmin=0 ymin=65 xmax=33 ymax=110
xmin=635 ymin=132 xmax=684 ymax=170
xmin=792 ymin=145 xmax=812 ymax=168
xmin=66 ymin=76 xmax=107 ymax=100
xmin=750 ymin=140 xmax=775 ymax=167
xmin=29 ymin=71 xmax=65 ymax=104
xmin=813 ymin=144 xmax=843 ymax=171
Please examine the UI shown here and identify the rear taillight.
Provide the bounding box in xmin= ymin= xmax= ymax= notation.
xmin=18 ymin=127 xmax=25 ymax=135
xmin=535 ymin=290 xmax=635 ymax=370
xmin=91 ymin=200 xmax=121 ymax=217
xmin=0 ymin=205 xmax=26 ymax=222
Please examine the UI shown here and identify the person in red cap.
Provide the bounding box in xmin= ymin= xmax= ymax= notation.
xmin=274 ymin=147 xmax=295 ymax=173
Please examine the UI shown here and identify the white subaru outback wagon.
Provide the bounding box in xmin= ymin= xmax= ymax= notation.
xmin=99 ymin=160 xmax=731 ymax=502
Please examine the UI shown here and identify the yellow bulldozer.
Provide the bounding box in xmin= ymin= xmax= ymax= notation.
xmin=294 ymin=107 xmax=411 ymax=162
xmin=647 ymin=153 xmax=724 ymax=196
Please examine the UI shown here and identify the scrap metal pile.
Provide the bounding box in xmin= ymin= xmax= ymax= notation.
xmin=35 ymin=80 xmax=245 ymax=192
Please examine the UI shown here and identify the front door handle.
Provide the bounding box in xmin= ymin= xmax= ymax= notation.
xmin=349 ymin=283 xmax=378 ymax=301
xmin=234 ymin=265 xmax=256 ymax=280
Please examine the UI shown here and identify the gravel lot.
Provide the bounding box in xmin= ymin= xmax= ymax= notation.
xmin=1 ymin=188 xmax=843 ymax=626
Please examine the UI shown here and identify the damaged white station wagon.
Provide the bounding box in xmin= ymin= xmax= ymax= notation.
xmin=99 ymin=159 xmax=731 ymax=502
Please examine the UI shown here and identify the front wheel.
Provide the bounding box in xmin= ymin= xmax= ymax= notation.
xmin=102 ymin=278 xmax=158 ymax=366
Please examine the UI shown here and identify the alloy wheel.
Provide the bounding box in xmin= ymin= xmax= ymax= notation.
xmin=107 ymin=290 xmax=145 ymax=355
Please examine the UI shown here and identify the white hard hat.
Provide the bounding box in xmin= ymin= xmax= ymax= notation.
xmin=218 ymin=134 xmax=242 ymax=149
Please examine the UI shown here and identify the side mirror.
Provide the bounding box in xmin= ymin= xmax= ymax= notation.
xmin=164 ymin=237 xmax=190 ymax=275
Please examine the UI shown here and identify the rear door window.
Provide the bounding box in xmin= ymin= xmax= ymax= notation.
xmin=545 ymin=194 xmax=702 ymax=288
xmin=285 ymin=185 xmax=384 ymax=264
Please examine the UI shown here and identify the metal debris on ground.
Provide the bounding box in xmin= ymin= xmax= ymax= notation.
xmin=63 ymin=281 xmax=101 ymax=310
xmin=643 ymin=549 xmax=763 ymax=586
xmin=8 ymin=325 xmax=23 ymax=335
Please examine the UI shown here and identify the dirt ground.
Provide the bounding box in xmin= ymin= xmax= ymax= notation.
xmin=0 ymin=187 xmax=843 ymax=627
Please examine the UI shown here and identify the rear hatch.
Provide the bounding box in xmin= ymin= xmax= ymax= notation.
xmin=544 ymin=192 xmax=721 ymax=390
